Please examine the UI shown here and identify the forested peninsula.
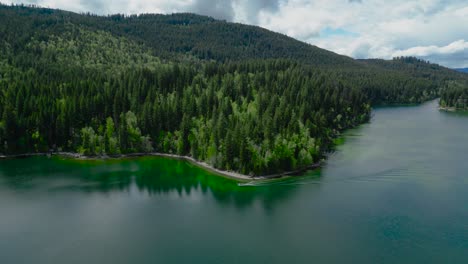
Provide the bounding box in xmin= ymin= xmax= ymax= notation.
xmin=1 ymin=4 xmax=467 ymax=177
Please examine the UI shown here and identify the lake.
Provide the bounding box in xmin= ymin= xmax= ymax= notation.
xmin=1 ymin=100 xmax=467 ymax=263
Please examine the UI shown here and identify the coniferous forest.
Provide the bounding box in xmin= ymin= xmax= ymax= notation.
xmin=440 ymin=81 xmax=468 ymax=110
xmin=1 ymin=4 xmax=467 ymax=175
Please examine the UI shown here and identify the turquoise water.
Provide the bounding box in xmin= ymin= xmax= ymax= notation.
xmin=1 ymin=100 xmax=467 ymax=263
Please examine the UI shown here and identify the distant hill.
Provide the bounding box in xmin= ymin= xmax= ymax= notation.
xmin=360 ymin=57 xmax=466 ymax=82
xmin=0 ymin=4 xmax=358 ymax=68
xmin=455 ymin=68 xmax=468 ymax=73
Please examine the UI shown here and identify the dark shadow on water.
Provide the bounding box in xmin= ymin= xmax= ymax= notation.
xmin=0 ymin=156 xmax=322 ymax=212
xmin=438 ymin=109 xmax=468 ymax=118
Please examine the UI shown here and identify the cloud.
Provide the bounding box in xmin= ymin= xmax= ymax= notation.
xmin=2 ymin=0 xmax=467 ymax=67
xmin=2 ymin=0 xmax=281 ymax=21
xmin=187 ymin=0 xmax=282 ymax=22
xmin=2 ymin=0 xmax=194 ymax=14
xmin=234 ymin=0 xmax=280 ymax=23
xmin=256 ymin=0 xmax=468 ymax=67
xmin=190 ymin=0 xmax=235 ymax=20
xmin=392 ymin=40 xmax=468 ymax=68
xmin=393 ymin=40 xmax=468 ymax=57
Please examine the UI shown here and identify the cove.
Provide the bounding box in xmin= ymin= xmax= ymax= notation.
xmin=0 ymin=100 xmax=467 ymax=264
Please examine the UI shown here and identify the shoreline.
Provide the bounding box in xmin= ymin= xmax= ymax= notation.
xmin=0 ymin=152 xmax=322 ymax=181
xmin=439 ymin=106 xmax=468 ymax=112
xmin=439 ymin=106 xmax=457 ymax=112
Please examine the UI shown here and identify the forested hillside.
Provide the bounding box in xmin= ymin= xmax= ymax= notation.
xmin=0 ymin=4 xmax=466 ymax=175
xmin=2 ymin=4 xmax=466 ymax=104
xmin=0 ymin=4 xmax=357 ymax=66
xmin=351 ymin=57 xmax=467 ymax=104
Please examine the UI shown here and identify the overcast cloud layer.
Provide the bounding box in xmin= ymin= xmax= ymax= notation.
xmin=3 ymin=0 xmax=467 ymax=68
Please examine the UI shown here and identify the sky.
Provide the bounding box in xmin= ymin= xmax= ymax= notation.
xmin=2 ymin=0 xmax=468 ymax=68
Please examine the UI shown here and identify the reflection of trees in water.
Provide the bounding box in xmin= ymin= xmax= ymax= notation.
xmin=440 ymin=109 xmax=468 ymax=118
xmin=0 ymin=156 xmax=133 ymax=192
xmin=0 ymin=156 xmax=320 ymax=210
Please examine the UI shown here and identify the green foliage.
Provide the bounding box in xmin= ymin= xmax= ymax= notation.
xmin=104 ymin=117 xmax=119 ymax=154
xmin=353 ymin=57 xmax=467 ymax=104
xmin=78 ymin=127 xmax=100 ymax=155
xmin=440 ymin=81 xmax=468 ymax=110
xmin=0 ymin=121 xmax=5 ymax=153
xmin=0 ymin=4 xmax=466 ymax=175
xmin=25 ymin=27 xmax=161 ymax=72
xmin=31 ymin=130 xmax=46 ymax=152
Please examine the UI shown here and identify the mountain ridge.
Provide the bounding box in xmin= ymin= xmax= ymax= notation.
xmin=0 ymin=4 xmax=360 ymax=67
xmin=1 ymin=4 xmax=464 ymax=75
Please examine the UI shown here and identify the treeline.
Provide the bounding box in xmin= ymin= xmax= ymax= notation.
xmin=0 ymin=57 xmax=370 ymax=175
xmin=440 ymin=81 xmax=468 ymax=110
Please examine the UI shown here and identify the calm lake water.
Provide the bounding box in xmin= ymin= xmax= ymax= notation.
xmin=1 ymin=100 xmax=467 ymax=263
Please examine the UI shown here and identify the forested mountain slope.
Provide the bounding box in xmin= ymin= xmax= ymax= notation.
xmin=348 ymin=57 xmax=468 ymax=104
xmin=0 ymin=4 xmax=466 ymax=176
xmin=3 ymin=4 xmax=466 ymax=105
xmin=0 ymin=4 xmax=358 ymax=67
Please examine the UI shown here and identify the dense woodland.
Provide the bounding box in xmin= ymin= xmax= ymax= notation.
xmin=1 ymin=4 xmax=467 ymax=175
xmin=440 ymin=81 xmax=468 ymax=110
